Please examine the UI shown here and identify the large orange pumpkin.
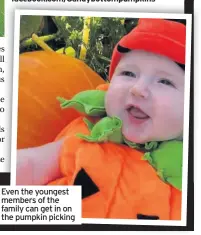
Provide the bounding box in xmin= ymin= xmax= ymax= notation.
xmin=49 ymin=116 xmax=181 ymax=220
xmin=17 ymin=51 xmax=105 ymax=149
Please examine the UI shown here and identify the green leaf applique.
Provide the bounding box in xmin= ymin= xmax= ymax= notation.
xmin=124 ymin=138 xmax=159 ymax=151
xmin=142 ymin=140 xmax=183 ymax=190
xmin=77 ymin=116 xmax=123 ymax=144
xmin=57 ymin=90 xmax=106 ymax=116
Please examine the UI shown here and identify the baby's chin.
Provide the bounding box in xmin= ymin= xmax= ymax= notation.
xmin=123 ymin=130 xmax=183 ymax=144
xmin=122 ymin=128 xmax=151 ymax=144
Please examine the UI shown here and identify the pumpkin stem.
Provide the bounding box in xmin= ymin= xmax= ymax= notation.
xmin=79 ymin=17 xmax=91 ymax=61
xmin=32 ymin=33 xmax=54 ymax=52
xmin=21 ymin=34 xmax=57 ymax=48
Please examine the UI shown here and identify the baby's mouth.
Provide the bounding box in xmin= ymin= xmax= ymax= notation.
xmin=127 ymin=105 xmax=150 ymax=123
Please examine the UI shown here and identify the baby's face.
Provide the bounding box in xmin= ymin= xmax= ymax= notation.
xmin=105 ymin=50 xmax=185 ymax=143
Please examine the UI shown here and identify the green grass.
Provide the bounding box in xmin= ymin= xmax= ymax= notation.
xmin=0 ymin=0 xmax=4 ymax=37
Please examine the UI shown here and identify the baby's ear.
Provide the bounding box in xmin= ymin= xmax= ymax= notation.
xmin=96 ymin=83 xmax=110 ymax=91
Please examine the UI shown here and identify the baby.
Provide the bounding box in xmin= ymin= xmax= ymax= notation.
xmin=106 ymin=51 xmax=184 ymax=144
xmin=17 ymin=18 xmax=185 ymax=219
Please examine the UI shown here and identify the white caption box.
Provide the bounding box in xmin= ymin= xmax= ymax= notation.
xmin=0 ymin=186 xmax=81 ymax=225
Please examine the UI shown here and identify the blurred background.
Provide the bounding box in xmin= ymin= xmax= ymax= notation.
xmin=19 ymin=16 xmax=139 ymax=81
xmin=19 ymin=16 xmax=186 ymax=81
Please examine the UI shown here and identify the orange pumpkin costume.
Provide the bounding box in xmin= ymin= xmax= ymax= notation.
xmin=49 ymin=116 xmax=181 ymax=220
xmin=47 ymin=19 xmax=185 ymax=220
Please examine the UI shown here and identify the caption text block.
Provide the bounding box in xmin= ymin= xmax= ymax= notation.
xmin=0 ymin=186 xmax=81 ymax=224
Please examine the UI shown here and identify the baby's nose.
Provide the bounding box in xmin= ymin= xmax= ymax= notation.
xmin=130 ymin=82 xmax=149 ymax=99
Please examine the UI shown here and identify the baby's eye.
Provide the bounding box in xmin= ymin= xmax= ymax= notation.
xmin=158 ymin=78 xmax=175 ymax=87
xmin=121 ymin=71 xmax=136 ymax=78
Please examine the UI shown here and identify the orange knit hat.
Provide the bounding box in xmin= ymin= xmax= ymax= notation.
xmin=109 ymin=18 xmax=186 ymax=80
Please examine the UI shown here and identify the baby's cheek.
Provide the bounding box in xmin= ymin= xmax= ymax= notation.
xmin=155 ymin=95 xmax=184 ymax=128
xmin=155 ymin=93 xmax=180 ymax=114
xmin=105 ymin=84 xmax=127 ymax=116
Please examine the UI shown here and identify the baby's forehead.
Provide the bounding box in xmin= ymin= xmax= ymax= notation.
xmin=118 ymin=50 xmax=170 ymax=64
xmin=112 ymin=50 xmax=185 ymax=80
xmin=116 ymin=49 xmax=183 ymax=72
